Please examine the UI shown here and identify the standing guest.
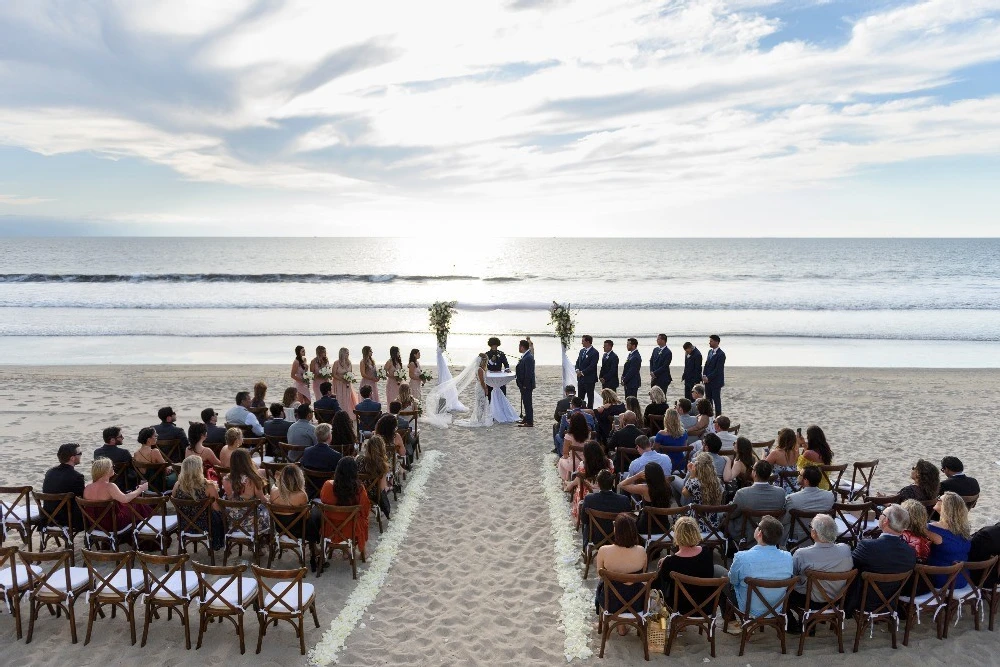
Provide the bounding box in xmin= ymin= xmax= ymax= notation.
xmin=594 ymin=514 xmax=648 ymax=626
xmin=702 ymin=335 xmax=726 ymax=416
xmin=846 ymin=505 xmax=916 ymax=614
xmin=927 ymin=491 xmax=972 ymax=587
xmin=899 ymin=499 xmax=932 ymax=562
xmin=681 ymin=342 xmax=703 ymax=401
xmin=723 ymin=436 xmax=755 ymax=492
xmin=729 ymin=460 xmax=786 ymax=540
xmin=642 ymin=386 xmax=669 ymax=433
xmin=221 ymin=449 xmax=270 ymax=534
xmin=652 ymin=408 xmax=688 ymax=474
xmin=225 ymin=391 xmax=265 ymax=436
xmin=649 ymin=333 xmax=672 ymax=395
xmin=796 ymin=425 xmax=834 ymax=490
xmin=201 ymin=408 xmax=228 ymax=448
xmin=553 ymin=385 xmax=576 ymax=429
xmin=309 ymin=346 xmax=331 ymax=402
xmin=83 ymin=458 xmax=149 ymax=528
xmin=331 ymin=410 xmax=359 ymax=456
xmin=333 ymin=347 xmax=359 ymax=417
xmin=968 ymin=520 xmax=1000 ymax=587
xmin=939 ymin=456 xmax=980 ymax=497
xmin=314 ymin=382 xmax=343 ymax=414
xmin=42 ymin=443 xmax=86 ymax=531
xmin=898 ymin=459 xmax=940 ymax=501
xmin=250 ymin=381 xmax=268 ymax=409
xmin=485 ymin=337 xmax=510 ymax=398
xmin=406 ymin=348 xmax=424 ymax=402
xmin=654 ymin=516 xmax=718 ymax=607
xmin=375 ymin=413 xmax=406 ymax=461
xmin=281 ymin=387 xmax=301 ymax=421
xmin=357 ymin=435 xmax=392 ymax=520
xmin=153 ymin=406 xmax=189 ymax=457
xmin=620 ymin=337 xmax=642 ymax=398
xmin=300 ymin=423 xmax=343 ymax=475
xmin=94 ymin=426 xmax=136 ymax=491
xmin=599 ymin=340 xmax=619 ymax=391
xmin=320 ymin=457 xmax=372 ymax=556
xmin=359 ymin=345 xmax=381 ymax=403
xmin=608 ymin=411 xmax=642 ymax=453
xmin=782 ymin=466 xmax=834 ymax=544
xmin=291 ymin=345 xmax=312 ymax=403
xmin=286 ymin=404 xmax=318 ymax=462
xmin=593 ymin=389 xmax=625 ymax=444
xmin=355 ymin=384 xmax=382 ymax=436
xmin=727 ymin=516 xmax=793 ymax=618
xmin=516 ymin=338 xmax=536 ymax=427
xmin=218 ymin=427 xmax=244 ymax=468
xmin=787 ymin=514 xmax=853 ymax=633
xmin=765 ymin=428 xmax=800 ymax=494
xmin=384 ymin=346 xmax=404 ymax=405
xmin=133 ymin=427 xmax=176 ymax=491
xmin=185 ymin=422 xmax=221 ymax=472
xmin=172 ymin=455 xmax=224 ymax=550
xmin=574 ymin=335 xmax=599 ymax=409
xmin=269 ymin=465 xmax=320 ymax=568
xmin=581 ymin=470 xmax=632 ymax=547
xmin=263 ymin=403 xmax=293 ymax=440
xmin=679 ymin=452 xmax=724 ymax=511
xmin=627 ymin=435 xmax=674 ymax=478
xmin=676 ymin=398 xmax=698 ymax=432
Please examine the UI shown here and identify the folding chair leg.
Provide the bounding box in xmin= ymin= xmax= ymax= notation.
xmin=298 ymin=616 xmax=306 ymax=655
xmin=85 ymin=601 xmax=96 ymax=646
xmin=128 ymin=597 xmax=137 ymax=646
xmin=238 ymin=613 xmax=246 ymax=655
xmin=141 ymin=602 xmax=151 ymax=647
xmin=197 ymin=611 xmax=206 ymax=649
xmin=68 ymin=600 xmax=79 ymax=644
xmin=183 ymin=604 xmax=192 ymax=650
xmin=255 ymin=611 xmax=266 ymax=654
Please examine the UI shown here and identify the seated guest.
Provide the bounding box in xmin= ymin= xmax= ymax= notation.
xmin=676 ymin=398 xmax=697 ymax=432
xmin=331 ymin=410 xmax=360 ymax=456
xmin=83 ymin=457 xmax=150 ymax=527
xmin=172 ymin=455 xmax=224 ymax=549
xmin=783 ymin=466 xmax=835 ymax=544
xmin=281 ymin=386 xmax=301 ymax=418
xmin=764 ymin=428 xmax=800 ymax=494
xmin=390 ymin=400 xmax=416 ymax=462
xmin=729 ymin=460 xmax=786 ymax=540
xmin=375 ymin=413 xmax=406 ymax=462
xmin=201 ymin=408 xmax=228 ymax=448
xmin=723 ymin=436 xmax=755 ymax=492
xmin=553 ymin=385 xmax=576 ymax=428
xmin=927 ymin=491 xmax=972 ymax=587
xmin=557 ymin=412 xmax=594 ymax=480
xmin=397 ymin=383 xmax=420 ymax=426
xmin=94 ymin=426 xmax=136 ymax=491
xmin=711 ymin=415 xmax=737 ymax=450
xmin=300 ymin=423 xmax=343 ymax=474
xmin=727 ymin=516 xmax=793 ymax=617
xmin=594 ymin=514 xmax=648 ymax=625
xmin=679 ymin=452 xmax=724 ymax=511
xmin=655 ymin=516 xmax=718 ymax=608
xmin=969 ymin=520 xmax=1000 ymax=587
xmin=626 ymin=434 xmax=672 ymax=478
xmin=581 ymin=470 xmax=632 ymax=547
xmin=624 ymin=396 xmax=643 ymax=429
xmin=899 ymin=499 xmax=931 ymax=562
xmin=619 ymin=461 xmax=673 ymax=508
xmin=250 ymin=380 xmax=268 ymax=408
xmin=554 ymin=397 xmax=597 ymax=456
xmin=357 ymin=435 xmax=392 ymax=520
xmin=218 ymin=427 xmax=244 ymax=469
xmin=796 ymin=425 xmax=834 ymax=489
xmin=269 ymin=465 xmax=320 ymax=567
xmin=263 ymin=403 xmax=293 ymax=440
xmin=153 ymin=406 xmax=189 ymax=458
xmin=133 ymin=427 xmax=176 ymax=491
xmin=653 ymin=408 xmax=688 ymax=474
xmin=643 ymin=386 xmax=668 ymax=432
xmin=939 ymin=456 xmax=980 ymax=497
xmin=286 ymin=404 xmax=318 ymax=462
xmin=221 ymin=449 xmax=271 ymax=534
xmin=607 ymin=410 xmax=642 ymax=453
xmin=224 ymin=391 xmax=265 ymax=436
xmin=691 ymin=384 xmax=706 ymax=405
xmin=185 ymin=422 xmax=222 ymax=474
xmin=699 ymin=432 xmax=727 ymax=477
xmin=354 ymin=384 xmax=382 ymax=435
xmin=898 ymin=459 xmax=940 ymax=501
xmin=788 ymin=514 xmax=853 ymax=633
xmin=314 ymin=381 xmax=342 ymax=413
xmin=320 ymin=456 xmax=372 ymax=555
xmin=685 ymin=398 xmax=713 ymax=443
xmin=593 ymin=389 xmax=625 ymax=444
xmin=847 ymin=504 xmax=916 ymax=613
xmin=42 ymin=443 xmax=86 ymax=531
xmin=563 ymin=440 xmax=614 ymax=522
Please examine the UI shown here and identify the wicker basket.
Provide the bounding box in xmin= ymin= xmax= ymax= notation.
xmin=647 ymin=615 xmax=666 ymax=653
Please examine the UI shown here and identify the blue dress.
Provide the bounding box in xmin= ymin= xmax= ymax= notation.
xmin=927 ymin=524 xmax=971 ymax=587
xmin=653 ymin=431 xmax=688 ymax=473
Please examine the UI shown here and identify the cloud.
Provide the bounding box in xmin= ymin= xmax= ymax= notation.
xmin=0 ymin=194 xmax=51 ymax=205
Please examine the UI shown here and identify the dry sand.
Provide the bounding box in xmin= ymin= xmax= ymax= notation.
xmin=1 ymin=365 xmax=998 ymax=665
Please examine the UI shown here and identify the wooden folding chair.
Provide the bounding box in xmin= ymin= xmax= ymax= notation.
xmin=125 ymin=494 xmax=177 ymax=555
xmin=646 ymin=412 xmax=664 ymax=433
xmin=31 ymin=491 xmax=77 ymax=557
xmin=613 ymin=448 xmax=640 ymax=480
xmin=724 ymin=575 xmax=798 ymax=656
xmin=837 ymin=459 xmax=878 ymax=502
xmin=251 ymin=564 xmax=319 ymax=655
xmin=0 ymin=545 xmax=31 ymax=639
xmin=786 ymin=509 xmax=832 ymax=552
xmin=793 ymin=568 xmax=857 ymax=655
xmin=225 ymin=423 xmax=255 ymax=437
xmin=76 ymin=497 xmax=131 ymax=552
xmin=597 ymin=569 xmax=657 ymax=660
xmin=954 ymin=556 xmax=998 ymax=631
xmin=582 ymin=509 xmax=620 ymax=579
xmin=653 ymin=445 xmax=693 ymax=475
xmin=314 ymin=501 xmax=362 ymax=579
xmin=170 ymin=495 xmax=217 ymax=565
xmin=262 ymin=462 xmax=290 ymax=489
xmin=641 ymin=506 xmax=690 ymax=557
xmin=733 ymin=508 xmax=785 ymax=551
xmin=249 ymin=406 xmax=270 ymax=426
xmin=137 ymin=551 xmax=195 ymax=649
xmin=192 ymin=561 xmax=257 ymax=654
xmin=133 ymin=461 xmax=172 ymax=495
xmin=775 ymin=469 xmax=800 ymax=494
xmin=852 ymin=570 xmax=912 ymax=652
xmin=961 ymin=493 xmax=980 ymax=510
xmin=360 ymin=475 xmax=385 ymax=534
xmin=19 ymin=549 xmax=90 ymax=644
xmin=899 ymin=562 xmax=963 ymax=645
xmin=832 ymin=502 xmax=876 ymax=548
xmin=267 ymin=504 xmax=312 ymax=569
xmin=301 ymin=467 xmax=335 ymax=502
xmin=664 ymin=573 xmax=729 ymax=657
xmin=354 ymin=410 xmax=382 ymax=440
xmin=244 ymin=437 xmax=273 ymax=466
xmin=399 ymin=410 xmax=420 ymax=458
xmin=691 ymin=503 xmax=736 ymax=561
xmin=817 ymin=464 xmax=847 ymax=498
xmin=81 ymin=549 xmax=143 ymax=646
xmin=264 ymin=435 xmax=286 ymax=461
xmin=277 ymin=442 xmax=308 ymax=463
xmin=0 ymin=486 xmax=33 ymax=546
xmin=218 ymin=498 xmax=267 ymax=566
xmin=154 ymin=438 xmax=185 ymax=464
xmin=751 ymin=439 xmax=775 ymax=458
xmin=313 ymin=408 xmax=337 ymax=425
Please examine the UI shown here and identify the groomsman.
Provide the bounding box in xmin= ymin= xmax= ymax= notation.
xmin=515 ymin=339 xmax=535 ymax=427
xmin=649 ymin=333 xmax=672 ymax=395
xmin=702 ymin=334 xmax=726 ymax=415
xmin=621 ymin=337 xmax=641 ymax=398
xmin=575 ymin=335 xmax=599 ymax=409
xmin=681 ymin=341 xmax=703 ymax=401
xmin=599 ymin=340 xmax=619 ymax=391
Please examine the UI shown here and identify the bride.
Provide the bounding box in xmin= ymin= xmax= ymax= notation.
xmin=424 ymin=353 xmax=496 ymax=428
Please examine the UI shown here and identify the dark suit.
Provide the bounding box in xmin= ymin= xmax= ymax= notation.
xmin=580 ymin=490 xmax=633 ymax=546
xmin=599 ymin=351 xmax=619 ymax=390
xmin=649 ymin=345 xmax=672 ymax=393
xmin=154 ymin=421 xmax=189 ymax=460
xmin=608 ymin=424 xmax=642 ymax=452
xmin=93 ymin=445 xmax=136 ymax=492
xmin=847 ymin=534 xmax=916 ymax=613
xmin=486 ymin=349 xmax=509 ymax=397
xmin=515 ymin=349 xmax=536 ymax=424
xmin=314 ymin=394 xmax=342 ymax=413
xmin=204 ymin=423 xmax=228 ymax=447
xmin=41 ymin=464 xmax=85 ymax=531
xmin=621 ymin=349 xmax=641 ymax=398
xmin=575 ymin=346 xmax=599 ymax=408
xmin=703 ymin=347 xmax=726 ymax=415
xmin=355 ymin=398 xmax=382 ymax=432
xmin=969 ymin=522 xmax=1000 ymax=587
xmin=940 ymin=474 xmax=980 ymax=497
xmin=263 ymin=418 xmax=292 ymax=440
xmin=682 ymin=347 xmax=703 ymax=400
xmin=300 ymin=443 xmax=343 ymax=474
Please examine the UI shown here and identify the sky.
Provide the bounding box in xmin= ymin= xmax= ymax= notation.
xmin=1 ymin=0 xmax=999 ymax=237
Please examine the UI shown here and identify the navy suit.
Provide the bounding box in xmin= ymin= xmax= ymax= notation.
xmin=575 ymin=346 xmax=599 ymax=408
xmin=649 ymin=345 xmax=672 ymax=393
xmin=682 ymin=347 xmax=703 ymax=400
xmin=847 ymin=534 xmax=917 ymax=613
xmin=314 ymin=394 xmax=342 ymax=413
xmin=621 ymin=349 xmax=641 ymax=398
xmin=703 ymin=347 xmax=726 ymax=415
xmin=515 ymin=349 xmax=536 ymax=424
xmin=355 ymin=398 xmax=382 ymax=432
xmin=599 ymin=351 xmax=619 ymax=391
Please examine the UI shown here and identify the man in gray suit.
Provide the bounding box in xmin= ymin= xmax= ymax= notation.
xmin=783 ymin=466 xmax=835 ymax=545
xmin=729 ymin=460 xmax=786 ymax=541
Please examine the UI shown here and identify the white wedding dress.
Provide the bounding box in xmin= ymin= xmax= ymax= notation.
xmin=455 ymin=371 xmax=493 ymax=428
xmin=424 ymin=357 xmax=494 ymax=429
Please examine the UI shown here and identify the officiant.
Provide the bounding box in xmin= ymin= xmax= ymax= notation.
xmin=485 ymin=337 xmax=510 ymax=397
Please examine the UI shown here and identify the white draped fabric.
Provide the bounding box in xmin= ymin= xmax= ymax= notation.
xmin=560 ymin=344 xmax=576 ymax=394
xmin=435 ymin=347 xmax=466 ymax=412
xmin=485 ymin=371 xmax=519 ymax=423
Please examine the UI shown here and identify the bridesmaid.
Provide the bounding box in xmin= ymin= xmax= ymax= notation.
xmin=290 ymin=345 xmax=312 ymax=404
xmin=333 ymin=347 xmax=359 ymax=417
xmin=407 ymin=348 xmax=423 ymax=401
xmin=359 ymin=345 xmax=380 ymax=402
xmin=309 ymin=345 xmax=330 ymax=400
xmin=384 ymin=346 xmax=403 ymax=405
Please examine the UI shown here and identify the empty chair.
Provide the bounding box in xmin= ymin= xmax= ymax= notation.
xmin=832 ymin=502 xmax=877 ymax=548
xmin=837 ymin=459 xmax=878 ymax=502
xmin=192 ymin=561 xmax=258 ymax=655
xmin=252 ymin=564 xmax=320 ymax=655
xmin=137 ymin=551 xmax=196 ymax=650
xmin=0 ymin=486 xmax=33 ymax=546
xmin=0 ymin=545 xmax=32 ymax=639
xmin=81 ymin=549 xmax=143 ymax=646
xmin=953 ymin=557 xmax=999 ymax=631
xmin=19 ymin=549 xmax=90 ymax=644
xmin=899 ymin=562 xmax=964 ymax=645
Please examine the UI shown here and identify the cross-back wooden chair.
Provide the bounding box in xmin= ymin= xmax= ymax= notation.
xmin=596 ymin=568 xmax=657 ymax=660
xmin=817 ymin=464 xmax=847 ymax=499
xmin=582 ymin=509 xmax=620 ymax=579
xmin=262 ymin=462 xmax=291 ymax=489
xmin=313 ymin=408 xmax=337 ymax=425
xmin=837 ymin=459 xmax=878 ymax=502
xmin=267 ymin=504 xmax=312 ymax=569
xmin=314 ymin=501 xmax=362 ymax=579
xmin=248 ymin=406 xmax=270 ymax=426
xmin=613 ymin=448 xmax=640 ymax=480
xmin=301 ymin=467 xmax=335 ymax=502
xmin=786 ymin=509 xmax=833 ymax=552
xmin=251 ymin=564 xmax=319 ymax=655
xmin=0 ymin=545 xmax=30 ymax=639
xmin=125 ymin=494 xmax=177 ymax=555
xmin=81 ymin=548 xmax=143 ymax=646
xmin=399 ymin=410 xmax=420 ymax=458
xmin=645 ymin=412 xmax=665 ymax=433
xmin=76 ymin=497 xmax=132 ymax=552
xmin=565 ymin=443 xmax=586 ymax=479
xmin=724 ymin=575 xmax=798 ymax=656
xmin=170 ymin=495 xmax=217 ymax=565
xmin=641 ymin=506 xmax=690 ymax=557
xmin=243 ymin=437 xmax=272 ymax=465
xmin=359 ymin=475 xmax=385 ymax=534
xmin=19 ymin=548 xmax=90 ymax=644
xmin=225 ymin=423 xmax=255 ymax=437
xmin=832 ymin=502 xmax=876 ymax=548
xmin=108 ymin=461 xmax=134 ymax=492
xmin=218 ymin=498 xmax=266 ymax=566
xmin=664 ymin=573 xmax=729 ymax=658
xmin=32 ymin=491 xmax=77 ymax=558
xmin=192 ymin=561 xmax=258 ymax=655
xmin=691 ymin=503 xmax=736 ymax=561
xmin=396 ymin=425 xmax=413 ymax=462
xmin=733 ymin=508 xmax=786 ymax=551
xmin=154 ymin=439 xmax=185 ymax=465
xmin=137 ymin=551 xmax=195 ymax=649
xmin=653 ymin=445 xmax=694 ymax=475
xmin=954 ymin=556 xmax=998 ymax=631
xmin=277 ymin=442 xmax=308 ymax=464
xmin=354 ymin=410 xmax=382 ymax=440
xmin=133 ymin=461 xmax=172 ymax=495
xmin=793 ymin=568 xmax=857 ymax=655
xmin=961 ymin=493 xmax=980 ymax=510
xmin=264 ymin=436 xmax=287 ymax=461
xmin=0 ymin=486 xmax=33 ymax=546
xmin=852 ymin=569 xmax=912 ymax=652
xmin=899 ymin=562 xmax=963 ymax=645
xmin=774 ymin=469 xmax=800 ymax=494
xmin=751 ymin=439 xmax=775 ymax=459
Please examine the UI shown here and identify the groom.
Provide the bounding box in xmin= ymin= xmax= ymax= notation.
xmin=515 ymin=338 xmax=535 ymax=427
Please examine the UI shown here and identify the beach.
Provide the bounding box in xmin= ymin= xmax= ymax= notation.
xmin=1 ymin=364 xmax=998 ymax=665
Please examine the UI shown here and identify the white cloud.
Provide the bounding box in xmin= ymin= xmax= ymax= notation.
xmin=0 ymin=194 xmax=50 ymax=205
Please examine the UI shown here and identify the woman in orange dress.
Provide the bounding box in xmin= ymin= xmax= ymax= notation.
xmin=384 ymin=346 xmax=403 ymax=405
xmin=319 ymin=456 xmax=372 ymax=556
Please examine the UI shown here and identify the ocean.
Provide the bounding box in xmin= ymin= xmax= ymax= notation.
xmin=1 ymin=237 xmax=998 ymax=367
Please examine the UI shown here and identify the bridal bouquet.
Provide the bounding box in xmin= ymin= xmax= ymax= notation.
xmin=549 ymin=301 xmax=576 ymax=349
xmin=376 ymin=367 xmax=388 ymax=381
xmin=428 ymin=300 xmax=458 ymax=351
xmin=394 ymin=368 xmax=409 ymax=384
xmin=418 ymin=370 xmax=433 ymax=383
xmin=343 ymin=371 xmax=358 ymax=385
xmin=319 ymin=365 xmax=333 ymax=378
xmin=302 ymin=370 xmax=315 ymax=384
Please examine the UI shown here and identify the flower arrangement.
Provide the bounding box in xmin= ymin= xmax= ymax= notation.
xmin=302 ymin=370 xmax=315 ymax=384
xmin=394 ymin=367 xmax=409 ymax=384
xmin=343 ymin=371 xmax=357 ymax=385
xmin=319 ymin=365 xmax=333 ymax=378
xmin=428 ymin=300 xmax=458 ymax=351
xmin=376 ymin=367 xmax=388 ymax=381
xmin=549 ymin=301 xmax=576 ymax=350
xmin=418 ymin=369 xmax=433 ymax=383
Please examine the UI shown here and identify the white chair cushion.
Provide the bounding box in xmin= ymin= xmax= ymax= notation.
xmin=204 ymin=577 xmax=257 ymax=609
xmin=643 ymin=533 xmax=670 ymax=545
xmin=899 ymin=591 xmax=940 ymax=606
xmin=833 ymin=517 xmax=860 ymax=536
xmin=0 ymin=564 xmax=40 ymax=589
xmin=952 ymin=585 xmax=976 ymax=602
xmin=1 ymin=502 xmax=30 ymax=524
xmin=263 ymin=582 xmax=315 ymax=611
xmin=251 ymin=454 xmax=276 ymax=464
xmin=150 ymin=570 xmax=196 ymax=599
xmin=106 ymin=568 xmax=145 ymax=593
xmin=136 ymin=515 xmax=179 ymax=535
xmin=45 ymin=566 xmax=90 ymax=592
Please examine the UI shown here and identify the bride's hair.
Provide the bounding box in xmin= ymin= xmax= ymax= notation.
xmin=478 ymin=353 xmax=487 ymax=367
